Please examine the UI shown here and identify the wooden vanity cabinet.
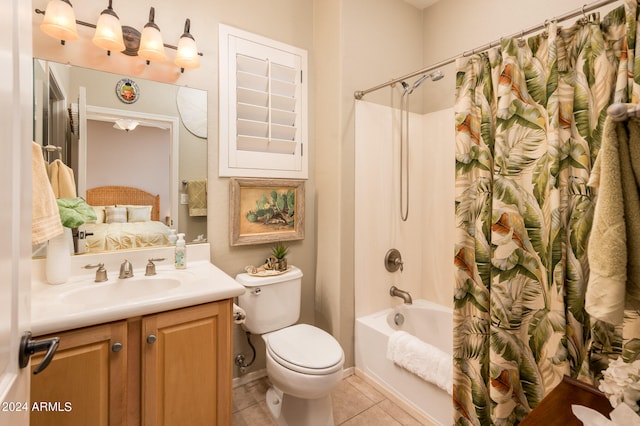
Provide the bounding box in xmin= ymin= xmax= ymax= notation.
xmin=30 ymin=299 xmax=233 ymax=426
xmin=30 ymin=321 xmax=128 ymax=426
xmin=141 ymin=300 xmax=233 ymax=425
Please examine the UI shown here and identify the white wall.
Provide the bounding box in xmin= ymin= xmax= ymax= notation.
xmin=86 ymin=121 xmax=171 ymax=219
xmin=355 ymin=101 xmax=454 ymax=317
xmin=421 ymin=0 xmax=620 ymax=112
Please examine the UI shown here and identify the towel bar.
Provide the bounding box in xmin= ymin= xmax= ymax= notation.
xmin=607 ymin=103 xmax=640 ymax=122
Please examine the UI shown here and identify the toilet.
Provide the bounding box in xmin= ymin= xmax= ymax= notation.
xmin=236 ymin=266 xmax=344 ymax=426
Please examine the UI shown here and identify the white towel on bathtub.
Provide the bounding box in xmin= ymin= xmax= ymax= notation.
xmin=387 ymin=330 xmax=452 ymax=395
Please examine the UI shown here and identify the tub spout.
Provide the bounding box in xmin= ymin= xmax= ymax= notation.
xmin=390 ymin=286 xmax=412 ymax=304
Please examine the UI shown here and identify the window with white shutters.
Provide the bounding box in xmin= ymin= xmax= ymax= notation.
xmin=219 ymin=25 xmax=308 ymax=179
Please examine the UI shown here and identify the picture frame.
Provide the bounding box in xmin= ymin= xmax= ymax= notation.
xmin=229 ymin=178 xmax=305 ymax=246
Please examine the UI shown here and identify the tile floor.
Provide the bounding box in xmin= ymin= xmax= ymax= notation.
xmin=232 ymin=374 xmax=431 ymax=425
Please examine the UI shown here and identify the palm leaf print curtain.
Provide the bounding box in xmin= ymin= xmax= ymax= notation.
xmin=453 ymin=1 xmax=640 ymax=424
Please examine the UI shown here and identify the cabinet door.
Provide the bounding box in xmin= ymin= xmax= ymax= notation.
xmin=142 ymin=300 xmax=232 ymax=426
xmin=30 ymin=321 xmax=127 ymax=426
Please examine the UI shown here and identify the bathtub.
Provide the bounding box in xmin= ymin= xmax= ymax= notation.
xmin=355 ymin=299 xmax=453 ymax=425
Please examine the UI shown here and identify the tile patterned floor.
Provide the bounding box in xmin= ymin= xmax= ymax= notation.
xmin=232 ymin=374 xmax=430 ymax=425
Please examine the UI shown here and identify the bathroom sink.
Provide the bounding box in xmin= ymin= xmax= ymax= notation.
xmin=59 ymin=277 xmax=181 ymax=305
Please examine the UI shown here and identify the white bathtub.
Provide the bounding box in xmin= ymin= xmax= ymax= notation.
xmin=355 ymin=299 xmax=453 ymax=425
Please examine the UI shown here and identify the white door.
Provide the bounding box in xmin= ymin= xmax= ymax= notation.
xmin=0 ymin=0 xmax=33 ymax=425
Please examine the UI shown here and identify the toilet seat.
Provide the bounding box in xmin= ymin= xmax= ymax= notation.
xmin=266 ymin=324 xmax=344 ymax=375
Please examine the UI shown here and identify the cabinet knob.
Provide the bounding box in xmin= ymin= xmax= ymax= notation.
xmin=146 ymin=334 xmax=157 ymax=344
xmin=112 ymin=342 xmax=123 ymax=352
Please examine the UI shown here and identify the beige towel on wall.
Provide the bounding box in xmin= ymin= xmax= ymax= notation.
xmin=586 ymin=117 xmax=640 ymax=325
xmin=32 ymin=142 xmax=63 ymax=245
xmin=49 ymin=158 xmax=77 ymax=198
xmin=187 ymin=179 xmax=207 ymax=217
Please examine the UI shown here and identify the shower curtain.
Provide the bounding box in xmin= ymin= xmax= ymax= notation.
xmin=453 ymin=1 xmax=640 ymax=424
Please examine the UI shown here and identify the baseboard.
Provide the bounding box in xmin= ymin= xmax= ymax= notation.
xmin=232 ymin=368 xmax=267 ymax=388
xmin=354 ymin=368 xmax=438 ymax=426
xmin=342 ymin=366 xmax=355 ymax=378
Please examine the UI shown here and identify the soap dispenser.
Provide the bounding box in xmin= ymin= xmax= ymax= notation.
xmin=175 ymin=233 xmax=186 ymax=269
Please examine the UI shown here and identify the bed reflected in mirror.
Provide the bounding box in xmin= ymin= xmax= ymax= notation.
xmin=32 ymin=59 xmax=208 ymax=257
xmin=83 ymin=186 xmax=170 ymax=253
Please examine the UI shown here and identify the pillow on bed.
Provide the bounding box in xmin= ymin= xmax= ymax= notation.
xmin=117 ymin=204 xmax=153 ymax=216
xmin=91 ymin=206 xmax=106 ymax=224
xmin=105 ymin=206 xmax=127 ymax=223
xmin=127 ymin=206 xmax=152 ymax=223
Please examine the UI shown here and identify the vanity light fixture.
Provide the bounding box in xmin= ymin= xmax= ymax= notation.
xmin=39 ymin=0 xmax=79 ymax=44
xmin=113 ymin=119 xmax=140 ymax=132
xmin=174 ymin=19 xmax=200 ymax=72
xmin=92 ymin=0 xmax=125 ymax=54
xmin=34 ymin=3 xmax=203 ymax=71
xmin=138 ymin=7 xmax=166 ymax=63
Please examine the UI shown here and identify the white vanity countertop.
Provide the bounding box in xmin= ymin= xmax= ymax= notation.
xmin=31 ymin=243 xmax=246 ymax=336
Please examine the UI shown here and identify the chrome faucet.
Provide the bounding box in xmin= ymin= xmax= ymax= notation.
xmin=390 ymin=285 xmax=412 ymax=304
xmin=119 ymin=259 xmax=134 ymax=279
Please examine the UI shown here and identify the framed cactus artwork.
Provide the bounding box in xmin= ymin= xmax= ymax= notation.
xmin=229 ymin=178 xmax=305 ymax=246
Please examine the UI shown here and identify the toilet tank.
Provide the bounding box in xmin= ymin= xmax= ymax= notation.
xmin=235 ymin=266 xmax=303 ymax=334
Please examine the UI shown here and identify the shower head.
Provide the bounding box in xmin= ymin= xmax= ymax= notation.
xmin=405 ymin=70 xmax=444 ymax=95
xmin=402 ymin=75 xmax=427 ymax=95
xmin=409 ymin=74 xmax=429 ymax=93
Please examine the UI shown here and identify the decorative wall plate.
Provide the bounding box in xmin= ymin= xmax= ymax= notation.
xmin=116 ymin=78 xmax=139 ymax=104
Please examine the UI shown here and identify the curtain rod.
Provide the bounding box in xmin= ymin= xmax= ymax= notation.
xmin=354 ymin=0 xmax=620 ymax=100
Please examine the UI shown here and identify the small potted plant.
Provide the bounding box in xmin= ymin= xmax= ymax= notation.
xmin=271 ymin=242 xmax=288 ymax=272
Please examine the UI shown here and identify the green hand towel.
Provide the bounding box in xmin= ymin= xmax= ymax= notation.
xmin=57 ymin=197 xmax=97 ymax=228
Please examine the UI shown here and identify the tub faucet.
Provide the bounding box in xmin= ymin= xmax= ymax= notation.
xmin=390 ymin=286 xmax=412 ymax=304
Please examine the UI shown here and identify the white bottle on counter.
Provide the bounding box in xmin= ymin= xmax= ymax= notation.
xmin=175 ymin=233 xmax=186 ymax=269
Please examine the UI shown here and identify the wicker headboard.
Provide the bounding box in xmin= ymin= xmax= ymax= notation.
xmin=86 ymin=186 xmax=160 ymax=221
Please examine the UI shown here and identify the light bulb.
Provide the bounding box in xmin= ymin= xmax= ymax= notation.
xmin=175 ymin=19 xmax=200 ymax=70
xmin=92 ymin=1 xmax=125 ymax=53
xmin=113 ymin=119 xmax=139 ymax=132
xmin=40 ymin=0 xmax=79 ymax=42
xmin=138 ymin=7 xmax=166 ymax=62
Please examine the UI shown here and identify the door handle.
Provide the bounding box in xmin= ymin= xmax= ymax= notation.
xmin=18 ymin=331 xmax=60 ymax=375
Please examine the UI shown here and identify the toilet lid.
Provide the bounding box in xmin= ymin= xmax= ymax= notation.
xmin=266 ymin=324 xmax=344 ymax=374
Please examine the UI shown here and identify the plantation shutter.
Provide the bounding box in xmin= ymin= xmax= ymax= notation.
xmin=219 ymin=25 xmax=308 ymax=178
